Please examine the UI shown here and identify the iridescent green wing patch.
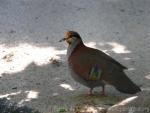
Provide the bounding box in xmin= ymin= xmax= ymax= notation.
xmin=89 ymin=64 xmax=102 ymax=81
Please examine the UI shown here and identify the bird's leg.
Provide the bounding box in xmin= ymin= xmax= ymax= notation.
xmin=100 ymin=85 xmax=107 ymax=96
xmin=87 ymin=88 xmax=93 ymax=96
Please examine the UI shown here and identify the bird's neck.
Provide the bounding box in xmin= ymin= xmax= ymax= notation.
xmin=67 ymin=40 xmax=84 ymax=58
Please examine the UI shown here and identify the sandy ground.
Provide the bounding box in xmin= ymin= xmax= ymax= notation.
xmin=0 ymin=0 xmax=150 ymax=113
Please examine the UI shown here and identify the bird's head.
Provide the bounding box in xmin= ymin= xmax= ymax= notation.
xmin=59 ymin=31 xmax=82 ymax=45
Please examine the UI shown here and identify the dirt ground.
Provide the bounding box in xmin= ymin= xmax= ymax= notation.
xmin=0 ymin=0 xmax=150 ymax=113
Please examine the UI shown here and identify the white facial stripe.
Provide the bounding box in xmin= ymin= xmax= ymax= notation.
xmin=67 ymin=37 xmax=80 ymax=58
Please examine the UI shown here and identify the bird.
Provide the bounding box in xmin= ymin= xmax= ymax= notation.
xmin=59 ymin=31 xmax=141 ymax=95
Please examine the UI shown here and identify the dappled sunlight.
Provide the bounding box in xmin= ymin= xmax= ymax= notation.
xmin=127 ymin=68 xmax=136 ymax=71
xmin=0 ymin=41 xmax=131 ymax=77
xmin=124 ymin=57 xmax=131 ymax=60
xmin=113 ymin=96 xmax=138 ymax=106
xmin=52 ymin=92 xmax=59 ymax=96
xmin=18 ymin=90 xmax=39 ymax=105
xmin=26 ymin=90 xmax=39 ymax=99
xmin=85 ymin=41 xmax=131 ymax=54
xmin=107 ymin=42 xmax=131 ymax=54
xmin=0 ymin=43 xmax=66 ymax=76
xmin=86 ymin=42 xmax=109 ymax=54
xmin=75 ymin=105 xmax=106 ymax=113
xmin=85 ymin=42 xmax=97 ymax=48
xmin=145 ymin=74 xmax=150 ymax=80
xmin=78 ymin=105 xmax=98 ymax=113
xmin=0 ymin=90 xmax=39 ymax=105
xmin=142 ymin=87 xmax=150 ymax=91
xmin=0 ymin=91 xmax=21 ymax=99
xmin=60 ymin=83 xmax=75 ymax=91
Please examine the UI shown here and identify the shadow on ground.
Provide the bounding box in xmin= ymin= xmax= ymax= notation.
xmin=0 ymin=41 xmax=148 ymax=113
xmin=0 ymin=0 xmax=150 ymax=113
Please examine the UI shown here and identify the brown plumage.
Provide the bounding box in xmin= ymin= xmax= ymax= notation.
xmin=60 ymin=31 xmax=141 ymax=95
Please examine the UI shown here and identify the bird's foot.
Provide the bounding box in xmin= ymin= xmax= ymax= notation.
xmin=100 ymin=91 xmax=107 ymax=97
xmin=87 ymin=92 xmax=93 ymax=96
xmin=86 ymin=88 xmax=93 ymax=96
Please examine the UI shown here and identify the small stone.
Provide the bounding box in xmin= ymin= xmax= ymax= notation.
xmin=120 ymin=9 xmax=125 ymax=12
xmin=2 ymin=52 xmax=14 ymax=62
xmin=77 ymin=7 xmax=86 ymax=11
xmin=12 ymin=87 xmax=17 ymax=90
xmin=46 ymin=36 xmax=49 ymax=40
xmin=35 ymin=17 xmax=39 ymax=20
xmin=115 ymin=32 xmax=119 ymax=35
xmin=10 ymin=30 xmax=16 ymax=34
xmin=36 ymin=83 xmax=41 ymax=85
xmin=139 ymin=10 xmax=144 ymax=13
xmin=49 ymin=58 xmax=61 ymax=67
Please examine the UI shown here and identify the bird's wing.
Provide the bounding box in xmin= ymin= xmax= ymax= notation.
xmin=68 ymin=46 xmax=121 ymax=81
xmin=88 ymin=64 xmax=102 ymax=81
xmin=89 ymin=48 xmax=127 ymax=69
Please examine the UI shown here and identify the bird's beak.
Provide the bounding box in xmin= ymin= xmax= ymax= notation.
xmin=59 ymin=38 xmax=66 ymax=42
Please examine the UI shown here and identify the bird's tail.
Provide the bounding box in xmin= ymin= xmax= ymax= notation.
xmin=115 ymin=72 xmax=141 ymax=94
xmin=103 ymin=71 xmax=141 ymax=94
